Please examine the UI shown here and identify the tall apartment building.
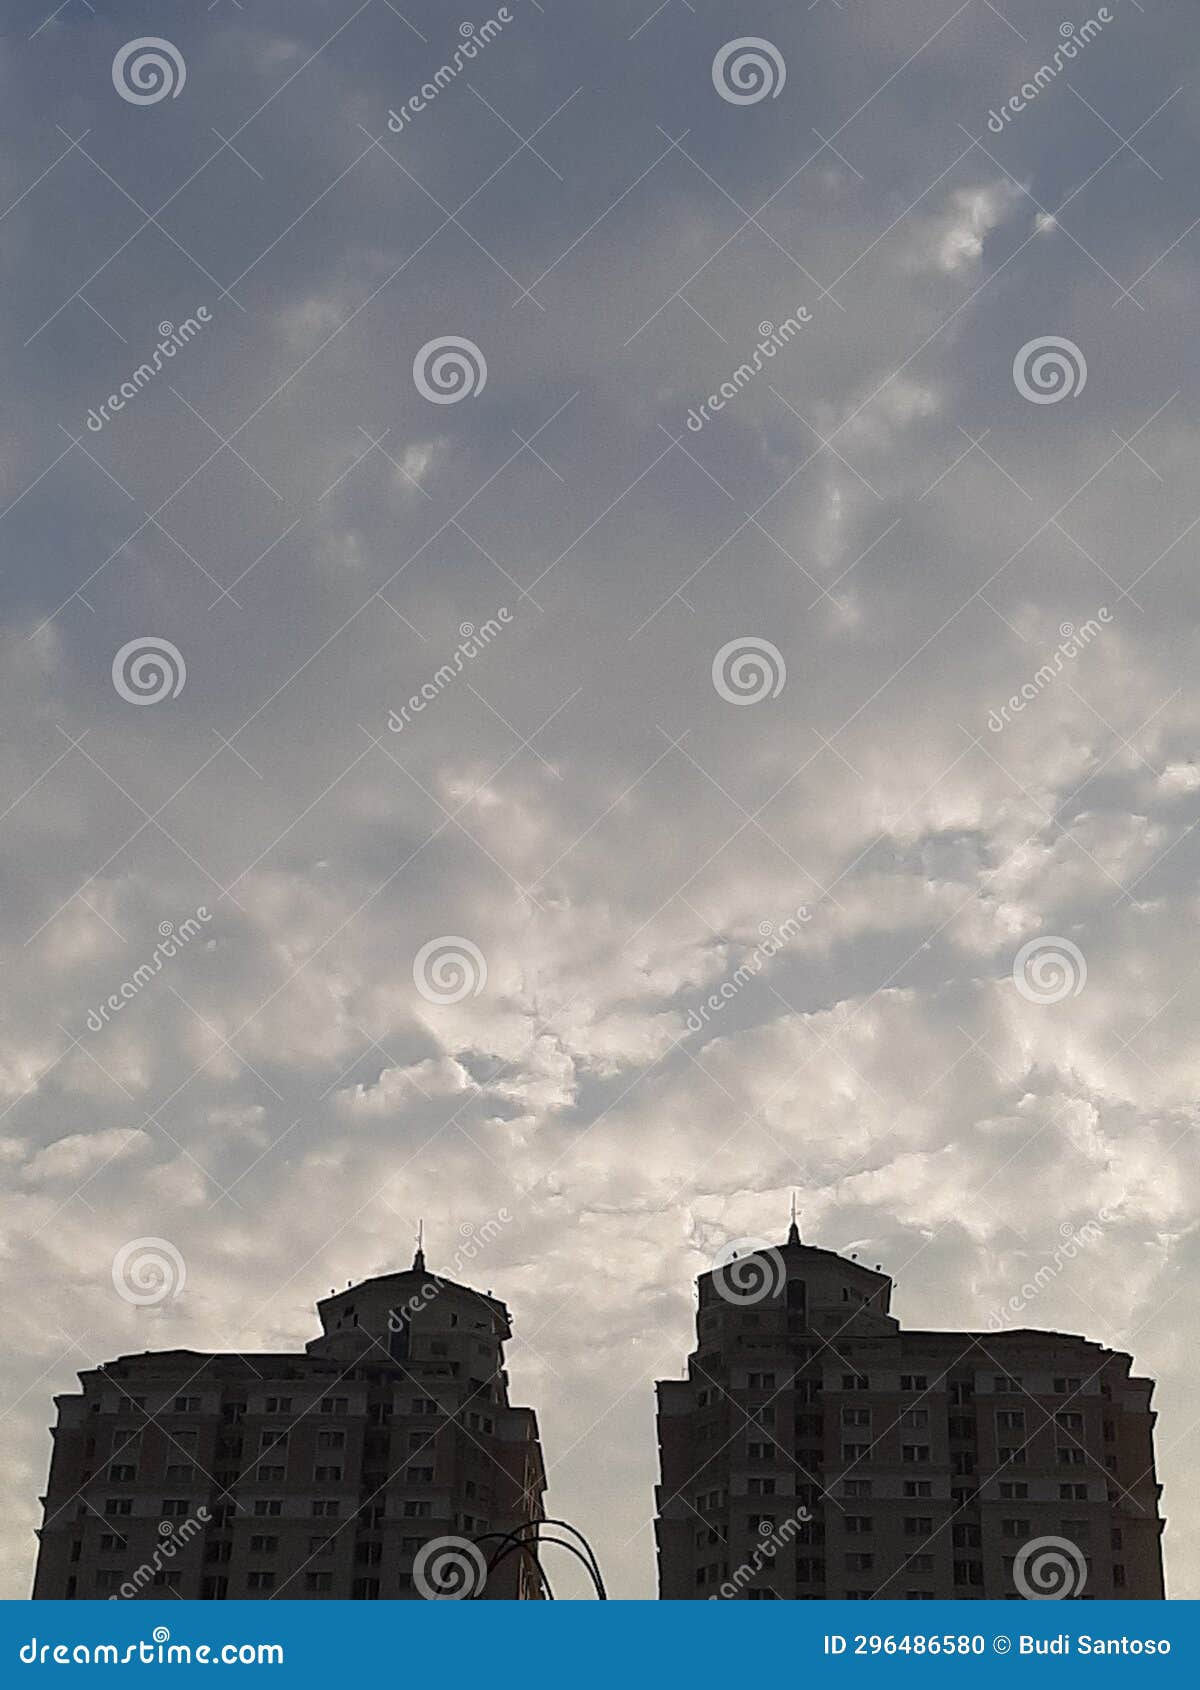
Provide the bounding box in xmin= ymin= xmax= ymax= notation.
xmin=655 ymin=1218 xmax=1165 ymax=1600
xmin=33 ymin=1246 xmax=547 ymax=1599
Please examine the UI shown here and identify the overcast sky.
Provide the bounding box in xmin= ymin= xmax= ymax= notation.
xmin=1 ymin=0 xmax=1197 ymax=1600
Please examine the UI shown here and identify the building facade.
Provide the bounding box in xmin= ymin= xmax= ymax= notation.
xmin=33 ymin=1248 xmax=546 ymax=1599
xmin=655 ymin=1221 xmax=1165 ymax=1600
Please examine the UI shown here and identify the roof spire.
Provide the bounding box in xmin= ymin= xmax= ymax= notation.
xmin=412 ymin=1219 xmax=426 ymax=1274
xmin=787 ymin=1192 xmax=801 ymax=1246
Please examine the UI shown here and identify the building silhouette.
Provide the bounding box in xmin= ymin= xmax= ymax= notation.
xmin=655 ymin=1216 xmax=1165 ymax=1599
xmin=32 ymin=1245 xmax=546 ymax=1599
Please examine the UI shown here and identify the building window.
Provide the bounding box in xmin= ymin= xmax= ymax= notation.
xmin=108 ymin=1465 xmax=135 ymax=1482
xmin=314 ymin=1465 xmax=343 ymax=1482
xmin=1053 ymin=1377 xmax=1081 ymax=1394
xmin=992 ymin=1376 xmax=1022 ymax=1394
xmin=842 ymin=1407 xmax=870 ymax=1427
xmin=1001 ymin=1519 xmax=1031 ymax=1538
xmin=305 ymin=1572 xmax=333 ymax=1593
xmin=845 ymin=1552 xmax=874 ymax=1571
xmin=841 ymin=1442 xmax=869 ymax=1461
xmin=747 ymin=1478 xmax=776 ymax=1497
xmin=320 ymin=1397 xmax=349 ymax=1414
xmin=999 ymin=1482 xmax=1028 ymax=1500
xmin=747 ymin=1373 xmax=775 ymax=1390
xmin=845 ymin=1516 xmax=873 ymax=1534
xmin=952 ymin=1524 xmax=981 ymax=1548
xmin=903 ymin=1481 xmax=932 ymax=1498
xmin=247 ymin=1571 xmax=274 ymax=1592
xmin=173 ymin=1396 xmax=200 ymax=1413
xmin=353 ymin=1578 xmax=381 ymax=1599
xmin=161 ymin=1499 xmax=189 ymax=1517
xmin=900 ymin=1375 xmax=928 ymax=1391
xmin=317 ymin=1430 xmax=345 ymax=1450
xmin=841 ymin=1374 xmax=869 ymax=1391
xmin=264 ymin=1396 xmax=292 ymax=1413
xmin=904 ymin=1517 xmax=933 ymax=1536
xmin=996 ymin=1410 xmax=1025 ymax=1432
xmin=843 ymin=1480 xmax=872 ymax=1498
xmin=257 ymin=1466 xmax=285 ymax=1483
xmin=254 ymin=1500 xmax=283 ymax=1517
xmin=249 ymin=1536 xmax=278 ymax=1554
xmin=900 ymin=1409 xmax=928 ymax=1429
xmin=311 ymin=1500 xmax=339 ymax=1518
xmin=902 ymin=1445 xmax=931 ymax=1463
